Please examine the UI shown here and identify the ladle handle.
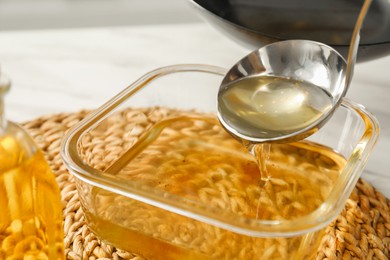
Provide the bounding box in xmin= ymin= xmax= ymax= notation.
xmin=345 ymin=0 xmax=372 ymax=90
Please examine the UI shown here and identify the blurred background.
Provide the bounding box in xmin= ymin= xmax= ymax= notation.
xmin=0 ymin=0 xmax=200 ymax=30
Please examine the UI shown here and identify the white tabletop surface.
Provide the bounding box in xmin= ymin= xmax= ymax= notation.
xmin=0 ymin=22 xmax=389 ymax=198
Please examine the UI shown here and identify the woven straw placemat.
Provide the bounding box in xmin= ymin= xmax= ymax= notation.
xmin=21 ymin=110 xmax=389 ymax=260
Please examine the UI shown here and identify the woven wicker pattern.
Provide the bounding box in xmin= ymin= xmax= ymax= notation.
xmin=21 ymin=110 xmax=390 ymax=260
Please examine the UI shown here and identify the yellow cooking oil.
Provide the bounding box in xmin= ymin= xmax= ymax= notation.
xmin=218 ymin=75 xmax=334 ymax=139
xmin=82 ymin=113 xmax=345 ymax=259
xmin=0 ymin=73 xmax=64 ymax=259
xmin=0 ymin=128 xmax=64 ymax=260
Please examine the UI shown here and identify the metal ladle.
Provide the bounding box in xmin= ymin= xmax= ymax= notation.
xmin=217 ymin=0 xmax=372 ymax=144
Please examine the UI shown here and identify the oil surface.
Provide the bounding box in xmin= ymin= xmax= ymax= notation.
xmin=0 ymin=135 xmax=64 ymax=259
xmin=218 ymin=75 xmax=333 ymax=140
xmin=84 ymin=113 xmax=345 ymax=259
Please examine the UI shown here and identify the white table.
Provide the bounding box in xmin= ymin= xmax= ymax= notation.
xmin=0 ymin=22 xmax=389 ymax=198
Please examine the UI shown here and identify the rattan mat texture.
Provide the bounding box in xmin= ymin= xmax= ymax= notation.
xmin=21 ymin=110 xmax=390 ymax=260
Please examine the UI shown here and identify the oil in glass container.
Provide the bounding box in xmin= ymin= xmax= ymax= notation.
xmin=80 ymin=108 xmax=345 ymax=259
xmin=0 ymin=71 xmax=64 ymax=259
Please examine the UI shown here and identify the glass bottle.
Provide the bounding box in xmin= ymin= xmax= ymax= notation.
xmin=0 ymin=70 xmax=64 ymax=259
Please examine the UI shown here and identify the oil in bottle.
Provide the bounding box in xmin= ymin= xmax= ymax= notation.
xmin=0 ymin=72 xmax=64 ymax=259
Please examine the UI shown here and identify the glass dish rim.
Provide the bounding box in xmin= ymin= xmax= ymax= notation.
xmin=60 ymin=64 xmax=380 ymax=238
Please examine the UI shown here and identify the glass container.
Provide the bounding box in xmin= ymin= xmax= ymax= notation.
xmin=0 ymin=71 xmax=64 ymax=259
xmin=61 ymin=64 xmax=379 ymax=259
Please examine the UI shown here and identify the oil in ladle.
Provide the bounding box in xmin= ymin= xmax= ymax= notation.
xmin=218 ymin=75 xmax=334 ymax=141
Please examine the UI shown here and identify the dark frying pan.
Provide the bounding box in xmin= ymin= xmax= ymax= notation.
xmin=190 ymin=0 xmax=390 ymax=62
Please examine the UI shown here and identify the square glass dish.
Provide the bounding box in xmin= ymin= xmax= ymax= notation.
xmin=61 ymin=64 xmax=379 ymax=259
